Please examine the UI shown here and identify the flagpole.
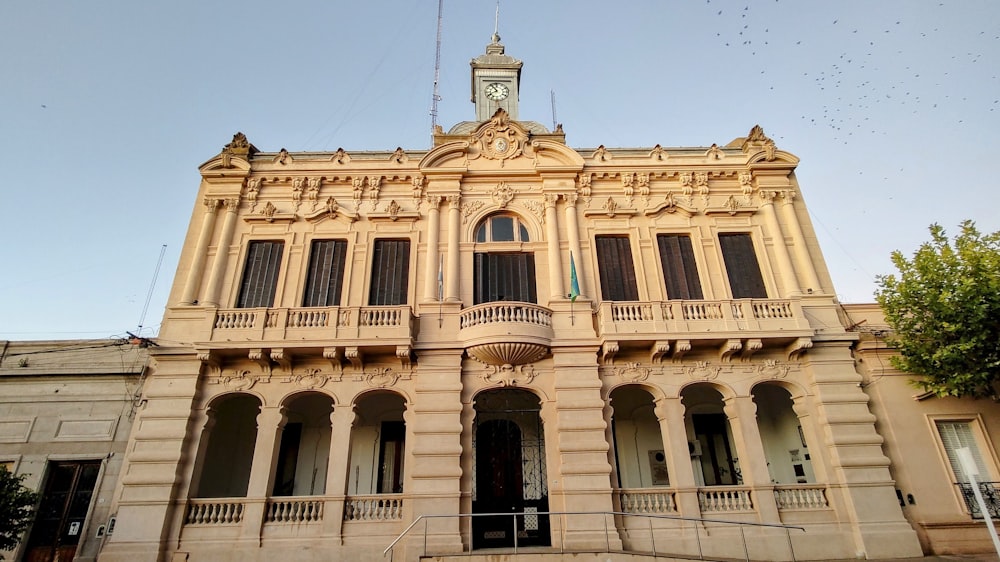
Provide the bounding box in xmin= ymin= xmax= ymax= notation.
xmin=569 ymin=251 xmax=581 ymax=326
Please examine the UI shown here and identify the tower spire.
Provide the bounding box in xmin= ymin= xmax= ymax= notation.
xmin=494 ymin=0 xmax=500 ymax=39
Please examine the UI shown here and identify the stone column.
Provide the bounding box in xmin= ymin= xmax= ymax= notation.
xmin=790 ymin=395 xmax=829 ymax=484
xmin=423 ymin=196 xmax=443 ymax=302
xmin=405 ymin=350 xmax=464 ymax=556
xmin=722 ymin=396 xmax=780 ymax=523
xmin=550 ymin=348 xmax=620 ymax=551
xmin=445 ymin=195 xmax=461 ymax=302
xmin=544 ymin=194 xmax=565 ymax=299
xmin=757 ymin=191 xmax=799 ymax=296
xmin=241 ymin=406 xmax=286 ymax=539
xmin=180 ymin=198 xmax=220 ymax=305
xmin=203 ymin=197 xmax=241 ymax=307
xmin=779 ymin=191 xmax=822 ymax=293
xmin=323 ymin=405 xmax=356 ymax=536
xmin=654 ymin=397 xmax=701 ymax=518
xmin=564 ymin=193 xmax=586 ymax=298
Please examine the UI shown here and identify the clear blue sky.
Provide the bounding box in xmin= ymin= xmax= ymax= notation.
xmin=2 ymin=0 xmax=998 ymax=340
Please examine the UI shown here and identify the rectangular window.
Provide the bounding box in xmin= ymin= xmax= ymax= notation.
xmin=937 ymin=420 xmax=992 ymax=483
xmin=595 ymin=235 xmax=639 ymax=301
xmin=237 ymin=241 xmax=284 ymax=308
xmin=718 ymin=233 xmax=767 ymax=298
xmin=473 ymin=253 xmax=537 ymax=304
xmin=302 ymin=239 xmax=348 ymax=307
xmin=657 ymin=234 xmax=704 ymax=300
xmin=369 ymin=239 xmax=410 ymax=306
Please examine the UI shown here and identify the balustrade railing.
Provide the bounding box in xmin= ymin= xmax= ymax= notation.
xmin=185 ymin=499 xmax=245 ymax=524
xmin=460 ymin=302 xmax=553 ymax=329
xmin=209 ymin=306 xmax=412 ymax=341
xmin=344 ymin=494 xmax=403 ymax=521
xmin=214 ymin=310 xmax=259 ymax=330
xmin=265 ymin=497 xmax=324 ymax=523
xmin=774 ymin=484 xmax=829 ymax=509
xmin=698 ymin=486 xmax=753 ymax=512
xmin=617 ymin=488 xmax=677 ymax=514
xmin=597 ymin=298 xmax=808 ymax=338
xmin=956 ymin=481 xmax=1000 ymax=519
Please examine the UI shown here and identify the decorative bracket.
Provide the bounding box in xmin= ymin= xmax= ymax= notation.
xmin=248 ymin=348 xmax=272 ymax=380
xmin=650 ymin=341 xmax=671 ymax=363
xmin=672 ymin=340 xmax=692 ymax=362
xmin=345 ymin=347 xmax=363 ymax=370
xmin=322 ymin=347 xmax=344 ymax=381
xmin=741 ymin=339 xmax=764 ymax=361
xmin=270 ymin=348 xmax=292 ymax=372
xmin=719 ymin=339 xmax=743 ymax=362
xmin=786 ymin=337 xmax=813 ymax=360
xmin=600 ymin=341 xmax=620 ymax=365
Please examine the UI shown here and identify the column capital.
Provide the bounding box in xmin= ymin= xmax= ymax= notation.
xmin=426 ymin=195 xmax=443 ymax=207
xmin=223 ymin=197 xmax=241 ymax=212
xmin=446 ymin=194 xmax=461 ymax=208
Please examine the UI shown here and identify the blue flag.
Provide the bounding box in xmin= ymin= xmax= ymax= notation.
xmin=569 ymin=251 xmax=580 ymax=302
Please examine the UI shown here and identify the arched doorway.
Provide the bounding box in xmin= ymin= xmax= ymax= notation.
xmin=472 ymin=389 xmax=549 ymax=548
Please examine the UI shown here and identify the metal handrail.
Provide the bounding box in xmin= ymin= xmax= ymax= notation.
xmin=383 ymin=510 xmax=806 ymax=561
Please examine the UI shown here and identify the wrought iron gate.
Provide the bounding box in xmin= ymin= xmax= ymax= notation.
xmin=472 ymin=389 xmax=549 ymax=548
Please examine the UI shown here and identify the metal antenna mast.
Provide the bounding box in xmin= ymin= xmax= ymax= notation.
xmin=550 ymin=90 xmax=558 ymax=131
xmin=430 ymin=0 xmax=444 ymax=132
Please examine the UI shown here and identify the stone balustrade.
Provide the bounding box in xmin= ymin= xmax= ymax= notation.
xmin=265 ymin=497 xmax=325 ymax=523
xmin=617 ymin=488 xmax=677 ymax=514
xmin=343 ymin=494 xmax=404 ymax=521
xmin=698 ymin=486 xmax=754 ymax=512
xmin=208 ymin=305 xmax=413 ymax=343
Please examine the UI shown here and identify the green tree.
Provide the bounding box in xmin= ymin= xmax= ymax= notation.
xmin=876 ymin=220 xmax=1000 ymax=398
xmin=0 ymin=465 xmax=39 ymax=558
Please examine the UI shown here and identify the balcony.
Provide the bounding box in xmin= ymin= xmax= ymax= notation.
xmin=596 ymin=298 xmax=815 ymax=362
xmin=459 ymin=302 xmax=554 ymax=366
xmin=207 ymin=305 xmax=414 ymax=347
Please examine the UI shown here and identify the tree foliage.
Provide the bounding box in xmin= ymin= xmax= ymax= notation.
xmin=876 ymin=220 xmax=1000 ymax=398
xmin=0 ymin=465 xmax=39 ymax=557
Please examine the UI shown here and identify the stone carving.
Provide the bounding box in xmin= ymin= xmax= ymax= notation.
xmin=603 ymin=197 xmax=618 ymax=218
xmin=307 ymin=177 xmax=321 ymax=209
xmin=679 ymin=172 xmax=694 ymax=196
xmin=482 ymin=363 xmax=536 ymax=387
xmin=216 ymin=369 xmax=267 ymax=391
xmin=592 ymin=145 xmax=611 ymax=161
xmin=291 ymin=177 xmax=305 ymax=211
xmin=220 ymin=132 xmax=254 ymax=168
xmin=739 ymin=171 xmax=753 ymax=193
xmin=685 ymin=360 xmax=721 ymax=381
xmin=462 ymin=200 xmax=484 ymax=223
xmin=390 ymin=147 xmax=407 ymax=163
xmin=245 ymin=178 xmax=262 ymax=211
xmin=742 ymin=125 xmax=777 ymax=161
xmin=694 ymin=172 xmax=709 ymax=195
xmin=332 ymin=147 xmax=350 ymax=164
xmin=274 ymin=148 xmax=289 ymax=165
xmin=324 ymin=196 xmax=339 ymax=218
xmin=286 ymin=368 xmax=329 ymax=389
xmin=261 ymin=201 xmax=277 ymax=221
xmin=365 ymin=367 xmax=400 ymax=388
xmin=491 ymin=182 xmax=515 ymax=208
xmin=578 ymin=173 xmax=592 ymax=198
xmin=412 ymin=175 xmax=425 ymax=200
xmin=521 ymin=200 xmax=544 ymax=224
xmin=663 ymin=192 xmax=678 ymax=213
xmin=368 ymin=176 xmax=382 ymax=209
xmin=756 ymin=359 xmax=790 ymax=379
xmin=616 ymin=362 xmax=652 ymax=382
xmin=706 ymin=143 xmax=723 ymax=160
xmin=386 ymin=199 xmax=401 ymax=220
xmin=471 ymin=109 xmax=528 ymax=165
xmin=649 ymin=144 xmax=666 ymax=161
xmin=352 ymin=177 xmax=364 ymax=201
xmin=724 ymin=195 xmax=741 ymax=215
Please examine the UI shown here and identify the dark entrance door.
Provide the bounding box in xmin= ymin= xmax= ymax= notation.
xmin=693 ymin=413 xmax=740 ymax=485
xmin=472 ymin=390 xmax=549 ymax=549
xmin=25 ymin=460 xmax=102 ymax=562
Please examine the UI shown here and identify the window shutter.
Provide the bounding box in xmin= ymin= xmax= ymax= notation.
xmin=657 ymin=234 xmax=704 ymax=300
xmin=237 ymin=241 xmax=284 ymax=308
xmin=595 ymin=236 xmax=639 ymax=301
xmin=369 ymin=240 xmax=410 ymax=306
xmin=474 ymin=253 xmax=537 ymax=304
xmin=718 ymin=233 xmax=767 ymax=299
xmin=936 ymin=420 xmax=991 ymax=482
xmin=303 ymin=240 xmax=348 ymax=307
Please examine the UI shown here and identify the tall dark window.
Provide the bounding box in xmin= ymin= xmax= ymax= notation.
xmin=474 ymin=253 xmax=537 ymax=304
xmin=237 ymin=241 xmax=284 ymax=308
xmin=657 ymin=234 xmax=704 ymax=300
xmin=595 ymin=235 xmax=639 ymax=301
xmin=718 ymin=233 xmax=767 ymax=298
xmin=303 ymin=239 xmax=348 ymax=306
xmin=369 ymin=239 xmax=410 ymax=305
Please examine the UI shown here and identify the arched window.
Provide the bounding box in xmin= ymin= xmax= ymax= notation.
xmin=473 ymin=213 xmax=536 ymax=304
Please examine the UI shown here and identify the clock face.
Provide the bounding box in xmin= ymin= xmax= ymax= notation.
xmin=484 ymin=82 xmax=510 ymax=101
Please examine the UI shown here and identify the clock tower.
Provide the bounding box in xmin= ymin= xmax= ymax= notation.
xmin=471 ymin=32 xmax=522 ymax=121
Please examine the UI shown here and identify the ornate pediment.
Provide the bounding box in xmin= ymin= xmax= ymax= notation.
xmin=469 ymin=109 xmax=533 ymax=165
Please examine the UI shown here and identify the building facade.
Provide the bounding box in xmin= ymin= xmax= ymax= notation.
xmin=847 ymin=303 xmax=1000 ymax=557
xmin=0 ymin=339 xmax=147 ymax=562
xmin=100 ymin=36 xmax=929 ymax=561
